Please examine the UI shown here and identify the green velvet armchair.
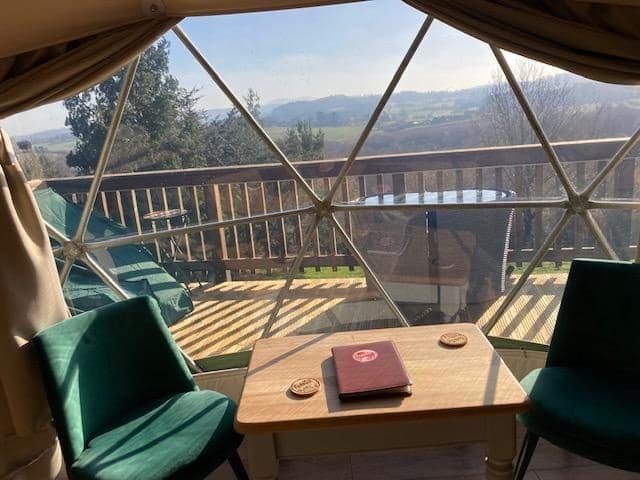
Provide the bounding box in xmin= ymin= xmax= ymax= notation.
xmin=515 ymin=259 xmax=640 ymax=479
xmin=33 ymin=296 xmax=248 ymax=480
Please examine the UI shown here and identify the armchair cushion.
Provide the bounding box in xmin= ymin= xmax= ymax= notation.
xmin=518 ymin=367 xmax=640 ymax=472
xmin=33 ymin=297 xmax=196 ymax=465
xmin=547 ymin=259 xmax=640 ymax=373
xmin=70 ymin=390 xmax=242 ymax=480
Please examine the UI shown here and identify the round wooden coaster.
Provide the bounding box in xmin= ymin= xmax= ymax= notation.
xmin=439 ymin=332 xmax=468 ymax=348
xmin=289 ymin=378 xmax=320 ymax=397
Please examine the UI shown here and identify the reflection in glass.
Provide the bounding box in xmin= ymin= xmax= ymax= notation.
xmin=347 ymin=193 xmax=514 ymax=325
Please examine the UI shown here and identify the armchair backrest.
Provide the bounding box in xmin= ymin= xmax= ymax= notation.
xmin=33 ymin=296 xmax=196 ymax=466
xmin=547 ymin=259 xmax=640 ymax=374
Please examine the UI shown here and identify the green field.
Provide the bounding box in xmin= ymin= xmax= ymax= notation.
xmin=266 ymin=125 xmax=363 ymax=145
xmin=37 ymin=141 xmax=75 ymax=153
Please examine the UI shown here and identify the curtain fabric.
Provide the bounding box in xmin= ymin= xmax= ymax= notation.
xmin=404 ymin=0 xmax=640 ymax=85
xmin=0 ymin=17 xmax=180 ymax=119
xmin=0 ymin=128 xmax=69 ymax=477
xmin=1 ymin=1 xmax=357 ymax=59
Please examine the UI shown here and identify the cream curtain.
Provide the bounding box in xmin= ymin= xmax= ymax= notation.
xmin=0 ymin=1 xmax=356 ymax=119
xmin=0 ymin=18 xmax=180 ymax=120
xmin=404 ymin=0 xmax=640 ymax=84
xmin=0 ymin=129 xmax=70 ymax=478
xmin=0 ymin=1 xmax=357 ymax=60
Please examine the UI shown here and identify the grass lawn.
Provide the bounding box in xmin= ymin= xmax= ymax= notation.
xmin=245 ymin=262 xmax=572 ymax=281
xmin=37 ymin=141 xmax=75 ymax=152
xmin=510 ymin=261 xmax=571 ymax=275
xmin=250 ymin=266 xmax=365 ymax=280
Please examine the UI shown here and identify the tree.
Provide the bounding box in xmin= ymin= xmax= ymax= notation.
xmin=204 ymin=89 xmax=274 ymax=166
xmin=64 ymin=39 xmax=206 ymax=174
xmin=16 ymin=140 xmax=32 ymax=151
xmin=278 ymin=121 xmax=324 ymax=161
xmin=480 ymin=62 xmax=579 ymax=146
xmin=17 ymin=151 xmax=74 ymax=180
xmin=478 ymin=62 xmax=580 ymax=248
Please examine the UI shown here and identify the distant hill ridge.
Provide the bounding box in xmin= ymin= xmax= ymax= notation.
xmin=18 ymin=73 xmax=640 ymax=142
xmin=13 ymin=127 xmax=74 ymax=144
xmin=264 ymin=75 xmax=640 ymax=127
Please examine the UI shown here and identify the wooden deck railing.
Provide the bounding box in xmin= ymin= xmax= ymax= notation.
xmin=44 ymin=138 xmax=638 ymax=279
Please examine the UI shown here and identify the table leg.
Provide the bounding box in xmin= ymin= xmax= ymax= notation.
xmin=485 ymin=414 xmax=516 ymax=480
xmin=246 ymin=434 xmax=278 ymax=480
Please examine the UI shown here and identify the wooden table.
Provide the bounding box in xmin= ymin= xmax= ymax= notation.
xmin=235 ymin=324 xmax=529 ymax=479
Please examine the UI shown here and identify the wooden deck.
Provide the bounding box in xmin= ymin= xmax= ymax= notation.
xmin=170 ymin=273 xmax=567 ymax=360
xmin=476 ymin=273 xmax=567 ymax=344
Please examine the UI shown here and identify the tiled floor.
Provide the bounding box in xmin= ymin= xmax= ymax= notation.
xmin=211 ymin=435 xmax=640 ymax=479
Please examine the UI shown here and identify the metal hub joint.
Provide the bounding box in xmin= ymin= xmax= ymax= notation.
xmin=316 ymin=201 xmax=334 ymax=218
xmin=62 ymin=241 xmax=86 ymax=260
xmin=569 ymin=195 xmax=590 ymax=215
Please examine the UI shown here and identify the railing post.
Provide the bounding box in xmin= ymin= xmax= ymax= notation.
xmin=534 ymin=165 xmax=545 ymax=264
xmin=610 ymin=157 xmax=635 ymax=258
xmin=203 ymin=185 xmax=229 ymax=281
xmin=392 ymin=173 xmax=406 ymax=197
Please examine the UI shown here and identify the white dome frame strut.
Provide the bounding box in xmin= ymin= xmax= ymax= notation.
xmin=44 ymin=12 xmax=640 ymax=364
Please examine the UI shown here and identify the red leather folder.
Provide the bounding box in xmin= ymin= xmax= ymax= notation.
xmin=331 ymin=340 xmax=412 ymax=400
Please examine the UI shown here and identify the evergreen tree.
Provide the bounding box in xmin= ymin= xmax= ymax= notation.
xmin=204 ymin=89 xmax=274 ymax=166
xmin=64 ymin=39 xmax=206 ymax=174
xmin=278 ymin=121 xmax=324 ymax=161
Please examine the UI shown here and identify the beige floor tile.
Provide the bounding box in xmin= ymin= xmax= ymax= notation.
xmin=280 ymin=455 xmax=353 ymax=480
xmin=534 ymin=465 xmax=640 ymax=480
xmin=350 ymin=444 xmax=486 ymax=480
xmin=522 ymin=439 xmax=596 ymax=471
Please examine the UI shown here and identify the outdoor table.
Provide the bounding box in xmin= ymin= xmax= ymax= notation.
xmin=143 ymin=208 xmax=191 ymax=288
xmin=235 ymin=323 xmax=529 ymax=479
xmin=143 ymin=208 xmax=189 ymax=259
xmin=352 ymin=189 xmax=515 ymax=319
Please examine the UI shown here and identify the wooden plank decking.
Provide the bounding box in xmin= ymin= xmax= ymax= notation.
xmin=476 ymin=273 xmax=567 ymax=343
xmin=170 ymin=274 xmax=567 ymax=360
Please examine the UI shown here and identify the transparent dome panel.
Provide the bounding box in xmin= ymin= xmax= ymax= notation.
xmin=261 ymin=217 xmax=402 ymax=342
xmin=478 ymin=210 xmax=602 ymax=345
xmin=1 ymin=102 xmax=76 ymax=181
xmin=172 ymin=278 xmax=278 ymax=360
xmin=358 ymin=20 xmax=530 ymax=157
xmin=56 ymin=257 xmax=118 ymax=316
xmin=587 ymin=150 xmax=640 ymax=201
xmin=333 ymin=160 xmax=566 ymax=208
xmin=501 ymin=52 xmax=640 ymax=143
xmin=342 ymin=205 xmax=582 ymax=345
xmin=180 ymin=1 xmax=426 ymax=196
xmin=344 ymin=206 xmax=517 ymax=325
xmin=590 ymin=209 xmax=638 ymax=261
xmin=169 ymin=212 xmax=318 ymax=359
xmin=501 ymin=52 xmax=640 ymax=197
xmin=36 ymin=35 xmax=317 ymax=277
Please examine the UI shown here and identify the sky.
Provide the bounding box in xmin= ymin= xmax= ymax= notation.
xmin=0 ymin=0 xmax=560 ymax=137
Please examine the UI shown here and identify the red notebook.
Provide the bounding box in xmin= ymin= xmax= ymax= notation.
xmin=331 ymin=340 xmax=412 ymax=400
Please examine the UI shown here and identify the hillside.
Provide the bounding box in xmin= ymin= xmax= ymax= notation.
xmin=265 ymin=75 xmax=640 ymax=128
xmin=14 ymin=127 xmax=75 ymax=151
xmin=266 ymin=88 xmax=487 ymax=127
xmin=16 ymin=72 xmax=640 ymax=169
